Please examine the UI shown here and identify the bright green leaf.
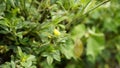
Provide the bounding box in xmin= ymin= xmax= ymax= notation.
xmin=87 ymin=32 xmax=105 ymax=62
xmin=71 ymin=24 xmax=86 ymax=39
xmin=47 ymin=56 xmax=53 ymax=65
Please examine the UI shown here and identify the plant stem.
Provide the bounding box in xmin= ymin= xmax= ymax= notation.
xmin=84 ymin=0 xmax=110 ymax=14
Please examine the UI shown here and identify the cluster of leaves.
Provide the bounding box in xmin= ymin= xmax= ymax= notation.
xmin=1 ymin=0 xmax=119 ymax=68
xmin=0 ymin=0 xmax=75 ymax=67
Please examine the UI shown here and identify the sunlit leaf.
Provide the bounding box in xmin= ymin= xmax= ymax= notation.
xmin=17 ymin=46 xmax=23 ymax=57
xmin=47 ymin=56 xmax=53 ymax=65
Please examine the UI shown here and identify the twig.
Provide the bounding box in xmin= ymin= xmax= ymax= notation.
xmin=84 ymin=0 xmax=110 ymax=14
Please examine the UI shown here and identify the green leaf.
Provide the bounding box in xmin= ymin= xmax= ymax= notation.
xmin=21 ymin=61 xmax=32 ymax=67
xmin=52 ymin=16 xmax=68 ymax=24
xmin=47 ymin=56 xmax=53 ymax=65
xmin=41 ymin=52 xmax=49 ymax=57
xmin=17 ymin=46 xmax=23 ymax=57
xmin=27 ymin=55 xmax=35 ymax=61
xmin=0 ymin=20 xmax=9 ymax=27
xmin=86 ymin=32 xmax=105 ymax=62
xmin=83 ymin=0 xmax=96 ymax=14
xmin=71 ymin=24 xmax=86 ymax=39
xmin=10 ymin=0 xmax=16 ymax=8
xmin=53 ymin=50 xmax=61 ymax=61
xmin=11 ymin=61 xmax=15 ymax=68
xmin=60 ymin=40 xmax=74 ymax=59
xmin=0 ymin=2 xmax=5 ymax=13
xmin=19 ymin=37 xmax=29 ymax=45
xmin=16 ymin=32 xmax=23 ymax=39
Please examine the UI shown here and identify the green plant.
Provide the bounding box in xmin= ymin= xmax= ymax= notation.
xmin=1 ymin=0 xmax=118 ymax=68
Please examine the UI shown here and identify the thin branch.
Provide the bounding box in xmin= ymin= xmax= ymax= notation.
xmin=84 ymin=0 xmax=110 ymax=14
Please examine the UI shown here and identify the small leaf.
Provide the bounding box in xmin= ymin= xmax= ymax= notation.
xmin=0 ymin=20 xmax=9 ymax=27
xmin=53 ymin=50 xmax=61 ymax=61
xmin=11 ymin=61 xmax=15 ymax=68
xmin=71 ymin=24 xmax=86 ymax=39
xmin=27 ymin=55 xmax=35 ymax=61
xmin=16 ymin=32 xmax=23 ymax=39
xmin=47 ymin=56 xmax=53 ymax=65
xmin=60 ymin=40 xmax=74 ymax=59
xmin=41 ymin=52 xmax=49 ymax=57
xmin=21 ymin=61 xmax=32 ymax=67
xmin=17 ymin=46 xmax=23 ymax=57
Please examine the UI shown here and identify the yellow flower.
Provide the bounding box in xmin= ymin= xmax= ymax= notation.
xmin=53 ymin=29 xmax=61 ymax=36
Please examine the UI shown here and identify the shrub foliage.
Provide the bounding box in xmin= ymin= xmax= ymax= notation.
xmin=0 ymin=0 xmax=120 ymax=68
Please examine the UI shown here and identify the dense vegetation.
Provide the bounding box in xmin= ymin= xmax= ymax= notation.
xmin=0 ymin=0 xmax=120 ymax=68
